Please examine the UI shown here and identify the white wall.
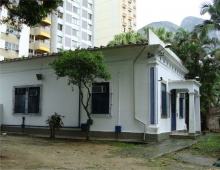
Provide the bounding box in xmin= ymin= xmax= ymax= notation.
xmin=0 ymin=57 xmax=79 ymax=127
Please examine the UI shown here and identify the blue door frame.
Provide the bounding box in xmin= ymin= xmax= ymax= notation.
xmin=171 ymin=90 xmax=176 ymax=131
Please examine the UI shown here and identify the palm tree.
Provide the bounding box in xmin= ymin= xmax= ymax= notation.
xmin=194 ymin=0 xmax=220 ymax=38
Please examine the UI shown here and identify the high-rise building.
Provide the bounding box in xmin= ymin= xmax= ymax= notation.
xmin=0 ymin=0 xmax=94 ymax=59
xmin=50 ymin=0 xmax=94 ymax=53
xmin=94 ymin=0 xmax=137 ymax=47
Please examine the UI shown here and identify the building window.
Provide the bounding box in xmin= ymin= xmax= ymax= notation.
xmin=88 ymin=35 xmax=92 ymax=41
xmin=161 ymin=83 xmax=167 ymax=118
xmin=72 ymin=40 xmax=78 ymax=48
xmin=57 ymin=36 xmax=62 ymax=43
xmin=88 ymin=24 xmax=92 ymax=31
xmin=92 ymin=82 xmax=109 ymax=114
xmin=83 ymin=0 xmax=88 ymax=7
xmin=122 ymin=17 xmax=126 ymax=23
xmin=82 ymin=20 xmax=87 ymax=29
xmin=72 ymin=29 xmax=79 ymax=37
xmin=73 ymin=17 xmax=79 ymax=25
xmin=58 ymin=12 xmax=63 ymax=19
xmin=5 ymin=42 xmax=19 ymax=51
xmin=13 ymin=85 xmax=41 ymax=114
xmin=88 ymin=3 xmax=92 ymax=9
xmin=179 ymin=93 xmax=185 ymax=118
xmin=58 ymin=24 xmax=63 ymax=31
xmin=88 ymin=13 xmax=92 ymax=20
xmin=122 ymin=27 xmax=126 ymax=32
xmin=73 ymin=6 xmax=79 ymax=14
xmin=150 ymin=67 xmax=155 ymax=124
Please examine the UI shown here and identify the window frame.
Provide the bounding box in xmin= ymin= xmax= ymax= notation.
xmin=161 ymin=82 xmax=168 ymax=118
xmin=12 ymin=85 xmax=42 ymax=115
xmin=91 ymin=82 xmax=111 ymax=116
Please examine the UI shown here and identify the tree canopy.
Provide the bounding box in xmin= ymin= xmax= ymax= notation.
xmin=107 ymin=30 xmax=146 ymax=46
xmin=0 ymin=0 xmax=61 ymax=29
xmin=50 ymin=49 xmax=111 ymax=140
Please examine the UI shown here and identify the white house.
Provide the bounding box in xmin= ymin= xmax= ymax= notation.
xmin=0 ymin=30 xmax=201 ymax=141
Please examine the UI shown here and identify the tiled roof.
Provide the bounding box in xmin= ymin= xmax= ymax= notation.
xmin=0 ymin=41 xmax=148 ymax=63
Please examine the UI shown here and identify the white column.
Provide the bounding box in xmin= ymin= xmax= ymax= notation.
xmin=188 ymin=92 xmax=196 ymax=135
xmin=195 ymin=94 xmax=201 ymax=133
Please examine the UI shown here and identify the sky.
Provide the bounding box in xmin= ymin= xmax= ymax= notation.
xmin=136 ymin=0 xmax=212 ymax=29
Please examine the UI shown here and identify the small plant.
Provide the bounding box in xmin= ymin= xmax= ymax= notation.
xmin=45 ymin=112 xmax=64 ymax=139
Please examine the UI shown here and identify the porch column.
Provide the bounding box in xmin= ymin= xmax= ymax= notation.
xmin=195 ymin=94 xmax=201 ymax=133
xmin=188 ymin=92 xmax=196 ymax=135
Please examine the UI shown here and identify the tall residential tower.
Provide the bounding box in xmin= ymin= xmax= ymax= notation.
xmin=94 ymin=0 xmax=137 ymax=47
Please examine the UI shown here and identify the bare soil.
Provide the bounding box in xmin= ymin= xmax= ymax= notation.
xmin=0 ymin=135 xmax=218 ymax=170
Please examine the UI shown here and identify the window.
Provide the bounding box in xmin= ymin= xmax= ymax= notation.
xmin=122 ymin=17 xmax=126 ymax=23
xmin=179 ymin=93 xmax=185 ymax=118
xmin=88 ymin=35 xmax=92 ymax=41
xmin=73 ymin=6 xmax=79 ymax=14
xmin=82 ymin=31 xmax=87 ymax=41
xmin=82 ymin=20 xmax=87 ymax=29
xmin=88 ymin=13 xmax=92 ymax=20
xmin=66 ymin=2 xmax=72 ymax=11
xmin=58 ymin=12 xmax=63 ymax=19
xmin=88 ymin=3 xmax=92 ymax=9
xmin=122 ymin=27 xmax=126 ymax=32
xmin=57 ymin=36 xmax=62 ymax=43
xmin=72 ymin=29 xmax=79 ymax=37
xmin=161 ymin=83 xmax=167 ymax=117
xmin=92 ymin=82 xmax=109 ymax=114
xmin=13 ymin=85 xmax=41 ymax=114
xmin=88 ymin=24 xmax=92 ymax=31
xmin=5 ymin=42 xmax=19 ymax=51
xmin=58 ymin=24 xmax=63 ymax=31
xmin=72 ymin=40 xmax=78 ymax=48
xmin=73 ymin=17 xmax=79 ymax=25
xmin=83 ymin=0 xmax=88 ymax=7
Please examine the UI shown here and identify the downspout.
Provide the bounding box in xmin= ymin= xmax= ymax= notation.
xmin=133 ymin=46 xmax=147 ymax=141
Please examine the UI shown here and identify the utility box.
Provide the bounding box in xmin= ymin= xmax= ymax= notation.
xmin=115 ymin=125 xmax=122 ymax=133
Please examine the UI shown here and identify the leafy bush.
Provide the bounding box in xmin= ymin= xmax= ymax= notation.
xmin=45 ymin=112 xmax=64 ymax=139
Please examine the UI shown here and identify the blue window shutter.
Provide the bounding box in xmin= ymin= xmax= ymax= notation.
xmin=150 ymin=67 xmax=155 ymax=124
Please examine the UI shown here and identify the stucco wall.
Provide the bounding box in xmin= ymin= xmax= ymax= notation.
xmin=0 ymin=57 xmax=79 ymax=127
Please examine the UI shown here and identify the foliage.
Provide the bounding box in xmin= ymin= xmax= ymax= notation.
xmin=194 ymin=0 xmax=220 ymax=39
xmin=0 ymin=0 xmax=61 ymax=30
xmin=107 ymin=30 xmax=146 ymax=46
xmin=45 ymin=112 xmax=64 ymax=139
xmin=50 ymin=49 xmax=111 ymax=141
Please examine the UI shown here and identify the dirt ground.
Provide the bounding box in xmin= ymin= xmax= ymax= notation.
xmin=0 ymin=135 xmax=218 ymax=170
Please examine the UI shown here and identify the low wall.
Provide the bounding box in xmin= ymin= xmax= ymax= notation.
xmin=1 ymin=125 xmax=170 ymax=142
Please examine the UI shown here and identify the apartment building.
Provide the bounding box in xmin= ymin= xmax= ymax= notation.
xmin=0 ymin=0 xmax=94 ymax=59
xmin=0 ymin=6 xmax=30 ymax=60
xmin=94 ymin=0 xmax=137 ymax=47
xmin=50 ymin=0 xmax=94 ymax=53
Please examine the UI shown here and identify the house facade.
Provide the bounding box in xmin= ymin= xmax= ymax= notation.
xmin=0 ymin=30 xmax=201 ymax=141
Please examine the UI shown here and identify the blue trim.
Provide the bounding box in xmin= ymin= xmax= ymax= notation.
xmin=150 ymin=67 xmax=155 ymax=124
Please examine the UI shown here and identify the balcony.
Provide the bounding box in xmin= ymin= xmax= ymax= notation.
xmin=128 ymin=0 xmax=132 ymax=3
xmin=30 ymin=27 xmax=51 ymax=40
xmin=128 ymin=15 xmax=132 ymax=20
xmin=128 ymin=6 xmax=132 ymax=12
xmin=122 ymin=12 xmax=127 ymax=17
xmin=133 ymin=12 xmax=136 ymax=17
xmin=40 ymin=15 xmax=51 ymax=26
xmin=29 ymin=40 xmax=50 ymax=53
xmin=122 ymin=3 xmax=126 ymax=8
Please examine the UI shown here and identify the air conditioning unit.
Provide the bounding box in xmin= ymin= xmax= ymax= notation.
xmin=17 ymin=34 xmax=20 ymax=38
xmin=92 ymin=86 xmax=106 ymax=93
xmin=5 ymin=47 xmax=8 ymax=50
xmin=16 ymin=49 xmax=19 ymax=52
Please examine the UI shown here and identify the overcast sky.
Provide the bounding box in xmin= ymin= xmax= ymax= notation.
xmin=136 ymin=0 xmax=212 ymax=29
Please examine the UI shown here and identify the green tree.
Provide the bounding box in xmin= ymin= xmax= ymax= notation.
xmin=107 ymin=30 xmax=146 ymax=46
xmin=0 ymin=0 xmax=61 ymax=29
xmin=50 ymin=49 xmax=111 ymax=141
xmin=194 ymin=0 xmax=220 ymax=38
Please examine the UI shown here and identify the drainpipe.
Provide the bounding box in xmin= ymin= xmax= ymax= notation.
xmin=133 ymin=46 xmax=147 ymax=141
